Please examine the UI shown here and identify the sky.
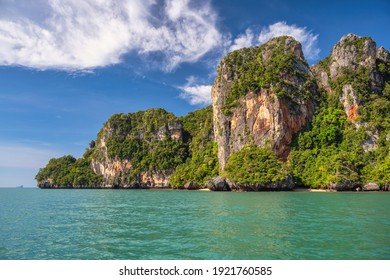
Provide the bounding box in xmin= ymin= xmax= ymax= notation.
xmin=0 ymin=0 xmax=389 ymax=187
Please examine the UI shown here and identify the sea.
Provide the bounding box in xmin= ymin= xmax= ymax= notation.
xmin=0 ymin=188 xmax=389 ymax=260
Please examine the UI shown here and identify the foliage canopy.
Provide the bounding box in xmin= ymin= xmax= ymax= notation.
xmin=223 ymin=144 xmax=288 ymax=185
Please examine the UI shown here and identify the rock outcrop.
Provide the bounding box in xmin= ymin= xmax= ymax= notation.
xmin=183 ymin=182 xmax=201 ymax=190
xmin=212 ymin=36 xmax=317 ymax=170
xmin=228 ymin=176 xmax=294 ymax=191
xmin=363 ymin=183 xmax=380 ymax=191
xmin=313 ymin=34 xmax=382 ymax=119
xmin=206 ymin=176 xmax=231 ymax=191
xmin=328 ymin=34 xmax=379 ymax=79
xmin=90 ymin=109 xmax=186 ymax=188
xmin=312 ymin=33 xmax=389 ymax=151
xmin=340 ymin=84 xmax=359 ymax=122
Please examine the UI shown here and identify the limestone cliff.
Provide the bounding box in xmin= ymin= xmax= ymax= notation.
xmin=292 ymin=34 xmax=390 ymax=190
xmin=312 ymin=33 xmax=390 ymax=151
xmin=91 ymin=109 xmax=187 ymax=188
xmin=212 ymin=36 xmax=317 ymax=170
xmin=36 ymin=33 xmax=390 ymax=191
xmin=36 ymin=107 xmax=217 ymax=189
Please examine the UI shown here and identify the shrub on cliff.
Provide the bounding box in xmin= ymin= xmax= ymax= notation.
xmin=170 ymin=106 xmax=218 ymax=187
xmin=170 ymin=142 xmax=218 ymax=187
xmin=223 ymin=144 xmax=288 ymax=185
xmin=362 ymin=156 xmax=390 ymax=187
xmin=35 ymin=153 xmax=103 ymax=187
xmin=290 ymin=89 xmax=389 ymax=188
xmin=290 ymin=34 xmax=390 ymax=189
xmin=220 ymin=36 xmax=315 ymax=115
xmin=92 ymin=108 xmax=189 ymax=185
xmin=35 ymin=155 xmax=76 ymax=186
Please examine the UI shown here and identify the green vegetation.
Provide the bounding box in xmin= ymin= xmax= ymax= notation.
xmin=290 ymin=47 xmax=390 ymax=188
xmin=223 ymin=144 xmax=288 ymax=185
xmin=35 ymin=36 xmax=390 ymax=190
xmin=315 ymin=56 xmax=331 ymax=76
xmin=95 ymin=108 xmax=188 ymax=185
xmin=35 ymin=151 xmax=103 ymax=187
xmin=289 ymin=99 xmax=373 ymax=188
xmin=170 ymin=106 xmax=218 ymax=187
xmin=378 ymin=59 xmax=390 ymax=82
xmin=296 ymin=106 xmax=347 ymax=150
xmin=362 ymin=156 xmax=390 ymax=186
xmin=289 ymin=146 xmax=363 ymax=188
xmin=220 ymin=36 xmax=315 ymax=115
xmin=100 ymin=108 xmax=177 ymax=144
xmin=329 ymin=66 xmax=371 ymax=107
xmin=36 ymin=107 xmax=218 ymax=188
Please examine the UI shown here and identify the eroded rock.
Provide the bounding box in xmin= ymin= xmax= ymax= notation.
xmin=206 ymin=176 xmax=231 ymax=191
xmin=212 ymin=36 xmax=317 ymax=170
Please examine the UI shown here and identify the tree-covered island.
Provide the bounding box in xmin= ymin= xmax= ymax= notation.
xmin=36 ymin=34 xmax=390 ymax=191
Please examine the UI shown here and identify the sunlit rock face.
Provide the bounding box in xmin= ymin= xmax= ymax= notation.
xmin=212 ymin=36 xmax=317 ymax=170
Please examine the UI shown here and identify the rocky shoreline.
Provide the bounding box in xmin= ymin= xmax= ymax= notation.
xmin=39 ymin=176 xmax=389 ymax=192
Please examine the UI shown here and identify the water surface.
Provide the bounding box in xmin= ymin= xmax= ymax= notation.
xmin=0 ymin=188 xmax=389 ymax=259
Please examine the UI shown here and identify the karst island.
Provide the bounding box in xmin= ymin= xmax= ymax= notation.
xmin=36 ymin=34 xmax=390 ymax=192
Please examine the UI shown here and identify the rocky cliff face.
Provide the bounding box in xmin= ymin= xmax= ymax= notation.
xmin=291 ymin=34 xmax=390 ymax=190
xmin=312 ymin=33 xmax=390 ymax=150
xmin=313 ymin=33 xmax=386 ymax=105
xmin=212 ymin=36 xmax=317 ymax=170
xmin=90 ymin=109 xmax=187 ymax=188
xmin=328 ymin=34 xmax=380 ymax=82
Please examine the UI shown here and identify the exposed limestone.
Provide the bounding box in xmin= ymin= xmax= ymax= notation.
xmin=340 ymin=84 xmax=359 ymax=122
xmin=319 ymin=71 xmax=331 ymax=92
xmin=312 ymin=33 xmax=388 ymax=150
xmin=91 ymin=159 xmax=131 ymax=187
xmin=212 ymin=36 xmax=316 ymax=170
xmin=206 ymin=176 xmax=231 ymax=191
xmin=329 ymin=34 xmax=377 ymax=79
xmin=363 ymin=182 xmax=380 ymax=191
xmin=377 ymin=46 xmax=390 ymax=62
xmin=158 ymin=121 xmax=183 ymax=141
xmin=183 ymin=182 xmax=200 ymax=190
xmin=91 ymin=109 xmax=184 ymax=188
xmin=362 ymin=129 xmax=379 ymax=151
xmin=140 ymin=171 xmax=172 ymax=188
xmin=315 ymin=34 xmax=384 ymax=94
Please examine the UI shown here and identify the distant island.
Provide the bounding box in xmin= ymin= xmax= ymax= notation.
xmin=36 ymin=34 xmax=390 ymax=192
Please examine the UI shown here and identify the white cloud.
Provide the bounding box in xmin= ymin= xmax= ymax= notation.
xmin=229 ymin=29 xmax=254 ymax=52
xmin=0 ymin=0 xmax=222 ymax=71
xmin=0 ymin=142 xmax=62 ymax=169
xmin=179 ymin=76 xmax=212 ymax=105
xmin=227 ymin=22 xmax=320 ymax=61
xmin=258 ymin=21 xmax=320 ymax=60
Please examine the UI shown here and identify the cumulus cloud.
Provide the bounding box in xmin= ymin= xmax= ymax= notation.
xmin=0 ymin=0 xmax=222 ymax=71
xmin=229 ymin=29 xmax=254 ymax=52
xmin=228 ymin=22 xmax=320 ymax=61
xmin=258 ymin=21 xmax=320 ymax=60
xmin=179 ymin=76 xmax=212 ymax=105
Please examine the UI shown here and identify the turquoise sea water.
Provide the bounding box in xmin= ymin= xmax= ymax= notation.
xmin=0 ymin=188 xmax=389 ymax=260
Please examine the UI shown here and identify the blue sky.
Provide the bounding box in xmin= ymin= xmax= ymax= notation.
xmin=0 ymin=0 xmax=389 ymax=187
